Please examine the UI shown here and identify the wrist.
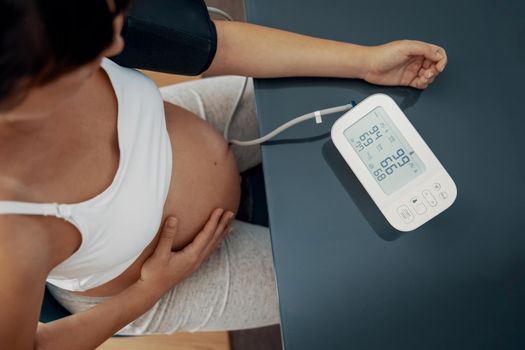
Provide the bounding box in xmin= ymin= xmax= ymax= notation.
xmin=344 ymin=43 xmax=372 ymax=80
xmin=129 ymin=279 xmax=166 ymax=306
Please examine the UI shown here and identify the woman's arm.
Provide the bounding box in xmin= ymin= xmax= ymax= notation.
xmin=36 ymin=210 xmax=232 ymax=350
xmin=36 ymin=281 xmax=160 ymax=350
xmin=0 ymin=208 xmax=231 ymax=350
xmin=205 ymin=20 xmax=448 ymax=89
xmin=205 ymin=20 xmax=368 ymax=79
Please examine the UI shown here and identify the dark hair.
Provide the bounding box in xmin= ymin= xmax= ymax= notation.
xmin=0 ymin=0 xmax=130 ymax=111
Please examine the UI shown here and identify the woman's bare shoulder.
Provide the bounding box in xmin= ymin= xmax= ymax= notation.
xmin=0 ymin=191 xmax=57 ymax=274
xmin=0 ymin=210 xmax=53 ymax=256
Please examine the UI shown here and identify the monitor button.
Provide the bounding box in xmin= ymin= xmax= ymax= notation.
xmin=410 ymin=196 xmax=427 ymax=215
xmin=439 ymin=191 xmax=448 ymax=200
xmin=397 ymin=205 xmax=414 ymax=223
xmin=432 ymin=183 xmax=441 ymax=191
xmin=422 ymin=190 xmax=437 ymax=207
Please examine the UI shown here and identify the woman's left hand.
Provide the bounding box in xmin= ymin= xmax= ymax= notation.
xmin=362 ymin=40 xmax=448 ymax=89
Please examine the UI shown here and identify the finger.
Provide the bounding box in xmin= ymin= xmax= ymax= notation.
xmin=431 ymin=45 xmax=448 ymax=72
xmin=409 ymin=75 xmax=429 ymax=90
xmin=154 ymin=217 xmax=178 ymax=260
xmin=217 ymin=223 xmax=234 ymax=246
xmin=429 ymin=65 xmax=439 ymax=78
xmin=214 ymin=211 xmax=234 ymax=238
xmin=422 ymin=58 xmax=433 ymax=69
xmin=201 ymin=215 xmax=234 ymax=259
xmin=416 ymin=82 xmax=429 ymax=89
xmin=224 ymin=221 xmax=234 ymax=237
xmin=421 ymin=65 xmax=439 ymax=80
xmin=405 ymin=41 xmax=443 ymax=63
xmin=419 ymin=82 xmax=429 ymax=89
xmin=422 ymin=64 xmax=439 ymax=80
xmin=199 ymin=212 xmax=234 ymax=258
xmin=183 ymin=208 xmax=225 ymax=255
xmin=436 ymin=57 xmax=447 ymax=72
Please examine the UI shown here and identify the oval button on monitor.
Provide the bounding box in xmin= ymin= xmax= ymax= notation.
xmin=410 ymin=196 xmax=427 ymax=215
xmin=422 ymin=190 xmax=437 ymax=207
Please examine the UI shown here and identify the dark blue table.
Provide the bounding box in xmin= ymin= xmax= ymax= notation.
xmin=245 ymin=1 xmax=525 ymax=349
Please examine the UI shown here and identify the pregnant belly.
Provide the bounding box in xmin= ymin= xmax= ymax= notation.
xmin=72 ymin=102 xmax=241 ymax=297
xmin=161 ymin=102 xmax=241 ymax=249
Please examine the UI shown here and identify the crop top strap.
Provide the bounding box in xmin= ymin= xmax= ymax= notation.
xmin=0 ymin=201 xmax=72 ymax=219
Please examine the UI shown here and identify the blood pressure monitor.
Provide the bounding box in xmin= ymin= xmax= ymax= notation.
xmin=331 ymin=93 xmax=456 ymax=231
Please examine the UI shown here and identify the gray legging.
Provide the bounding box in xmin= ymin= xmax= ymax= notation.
xmin=47 ymin=76 xmax=280 ymax=335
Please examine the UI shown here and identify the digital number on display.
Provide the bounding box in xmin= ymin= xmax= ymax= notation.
xmin=343 ymin=107 xmax=426 ymax=194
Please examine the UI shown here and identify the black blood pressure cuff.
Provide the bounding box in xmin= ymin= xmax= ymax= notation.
xmin=111 ymin=0 xmax=217 ymax=76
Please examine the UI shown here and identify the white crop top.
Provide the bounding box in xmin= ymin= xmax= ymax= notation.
xmin=0 ymin=58 xmax=173 ymax=291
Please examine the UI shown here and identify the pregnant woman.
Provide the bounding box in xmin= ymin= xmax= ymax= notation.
xmin=0 ymin=0 xmax=447 ymax=348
